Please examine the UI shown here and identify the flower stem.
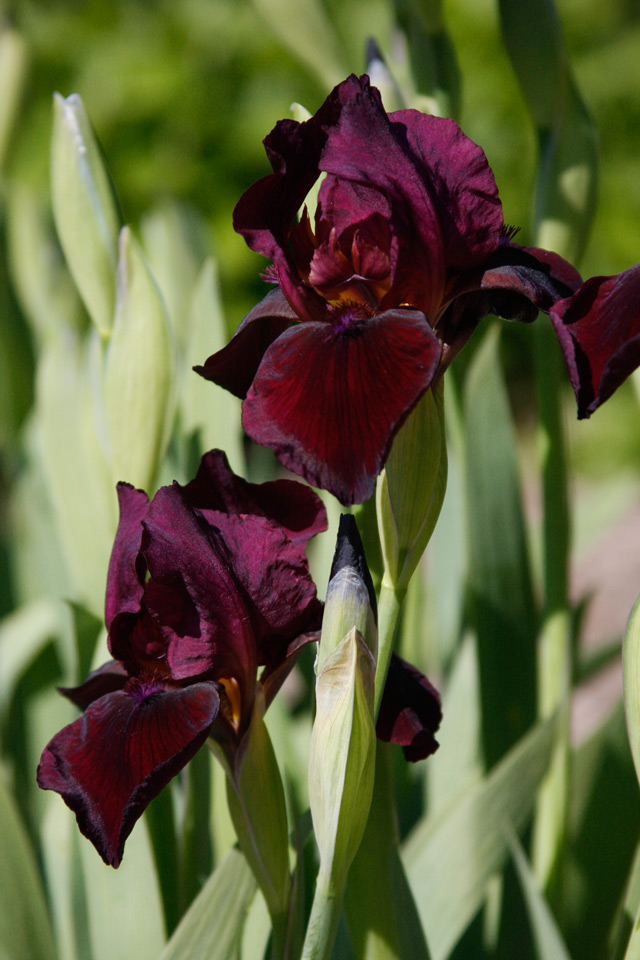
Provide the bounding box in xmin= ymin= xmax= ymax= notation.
xmin=374 ymin=576 xmax=406 ymax=719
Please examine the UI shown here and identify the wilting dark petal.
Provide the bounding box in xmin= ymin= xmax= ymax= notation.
xmin=60 ymin=661 xmax=129 ymax=711
xmin=242 ymin=308 xmax=441 ymax=506
xmin=37 ymin=681 xmax=220 ymax=867
xmin=376 ymin=654 xmax=441 ymax=762
xmin=194 ymin=288 xmax=297 ymax=399
xmin=209 ymin=512 xmax=323 ymax=663
xmin=142 ymin=485 xmax=256 ymax=694
xmin=183 ymin=449 xmax=327 ymax=547
xmin=550 ymin=265 xmax=640 ymax=417
xmin=105 ymin=484 xmax=149 ymax=630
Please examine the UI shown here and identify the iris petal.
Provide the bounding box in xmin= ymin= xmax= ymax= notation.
xmin=194 ymin=288 xmax=297 ymax=399
xmin=376 ymin=654 xmax=441 ymax=762
xmin=37 ymin=682 xmax=220 ymax=867
xmin=105 ymin=484 xmax=149 ymax=630
xmin=142 ymin=484 xmax=256 ymax=693
xmin=183 ymin=448 xmax=327 ymax=546
xmin=242 ymin=308 xmax=442 ymax=506
xmin=550 ymin=265 xmax=640 ymax=417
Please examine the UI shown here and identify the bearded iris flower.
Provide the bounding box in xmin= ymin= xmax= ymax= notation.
xmin=550 ymin=264 xmax=640 ymax=417
xmin=196 ymin=74 xmax=581 ymax=506
xmin=37 ymin=450 xmax=326 ymax=867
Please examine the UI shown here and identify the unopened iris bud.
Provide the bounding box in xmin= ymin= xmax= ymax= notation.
xmin=377 ymin=381 xmax=447 ymax=590
xmin=104 ymin=227 xmax=174 ymax=491
xmin=318 ymin=514 xmax=378 ymax=672
xmin=51 ymin=92 xmax=122 ymax=337
xmin=308 ymin=517 xmax=377 ymax=894
xmin=309 ymin=626 xmax=376 ymax=893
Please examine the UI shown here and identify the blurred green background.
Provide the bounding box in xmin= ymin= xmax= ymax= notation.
xmin=1 ymin=3 xmax=640 ymax=957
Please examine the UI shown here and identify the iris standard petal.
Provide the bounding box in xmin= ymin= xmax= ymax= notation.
xmin=391 ymin=108 xmax=504 ymax=269
xmin=37 ymin=681 xmax=220 ymax=867
xmin=183 ymin=448 xmax=327 ymax=546
xmin=142 ymin=484 xmax=256 ymax=690
xmin=207 ymin=512 xmax=323 ymax=661
xmin=105 ymin=483 xmax=149 ymax=630
xmin=242 ymin=308 xmax=442 ymax=506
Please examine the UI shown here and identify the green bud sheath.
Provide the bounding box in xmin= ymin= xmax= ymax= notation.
xmin=377 ymin=381 xmax=447 ymax=590
xmin=51 ymin=93 xmax=122 ymax=337
xmin=309 ymin=626 xmax=376 ymax=892
xmin=221 ymin=692 xmax=291 ymax=925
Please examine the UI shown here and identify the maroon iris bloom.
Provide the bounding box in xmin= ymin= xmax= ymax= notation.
xmin=37 ymin=450 xmax=326 ymax=867
xmin=550 ymin=264 xmax=640 ymax=417
xmin=196 ymin=73 xmax=581 ymax=506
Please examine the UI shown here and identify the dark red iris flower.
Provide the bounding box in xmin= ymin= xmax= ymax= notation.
xmin=550 ymin=264 xmax=640 ymax=417
xmin=196 ymin=73 xmax=581 ymax=506
xmin=37 ymin=450 xmax=326 ymax=867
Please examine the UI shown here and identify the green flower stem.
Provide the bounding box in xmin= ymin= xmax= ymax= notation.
xmin=374 ymin=576 xmax=407 ymax=719
xmin=300 ymin=873 xmax=343 ymax=960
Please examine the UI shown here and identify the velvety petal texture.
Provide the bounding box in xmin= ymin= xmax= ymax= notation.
xmin=39 ymin=451 xmax=324 ymax=866
xmin=183 ymin=448 xmax=327 ymax=546
xmin=198 ymin=73 xmax=578 ymax=505
xmin=550 ymin=265 xmax=640 ymax=417
xmin=38 ymin=681 xmax=220 ymax=867
xmin=376 ymin=654 xmax=442 ymax=762
xmin=243 ymin=308 xmax=441 ymax=505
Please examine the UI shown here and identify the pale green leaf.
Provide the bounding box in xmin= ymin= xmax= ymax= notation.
xmin=463 ymin=324 xmax=537 ymax=766
xmin=79 ymin=813 xmax=166 ymax=960
xmin=0 ymin=764 xmax=56 ymax=960
xmin=623 ymin=590 xmax=640 ymax=790
xmin=104 ymin=226 xmax=174 ymax=492
xmin=403 ymin=717 xmax=555 ymax=960
xmin=426 ymin=632 xmax=482 ymax=817
xmin=508 ymin=831 xmax=572 ymax=960
xmin=182 ymin=258 xmax=243 ymax=471
xmin=159 ymin=848 xmax=257 ymax=960
xmin=51 ymin=93 xmax=122 ymax=336
xmin=612 ymin=841 xmax=640 ymax=960
xmin=6 ymin=182 xmax=83 ymax=345
xmin=140 ymin=202 xmax=206 ymax=355
xmin=0 ymin=599 xmax=65 ymax=722
xmin=36 ymin=329 xmax=117 ymax=613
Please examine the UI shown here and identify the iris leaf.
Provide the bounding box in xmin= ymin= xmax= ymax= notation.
xmin=159 ymin=847 xmax=257 ymax=960
xmin=508 ymin=830 xmax=572 ymax=960
xmin=0 ymin=762 xmax=56 ymax=960
xmin=403 ymin=715 xmax=555 ymax=960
